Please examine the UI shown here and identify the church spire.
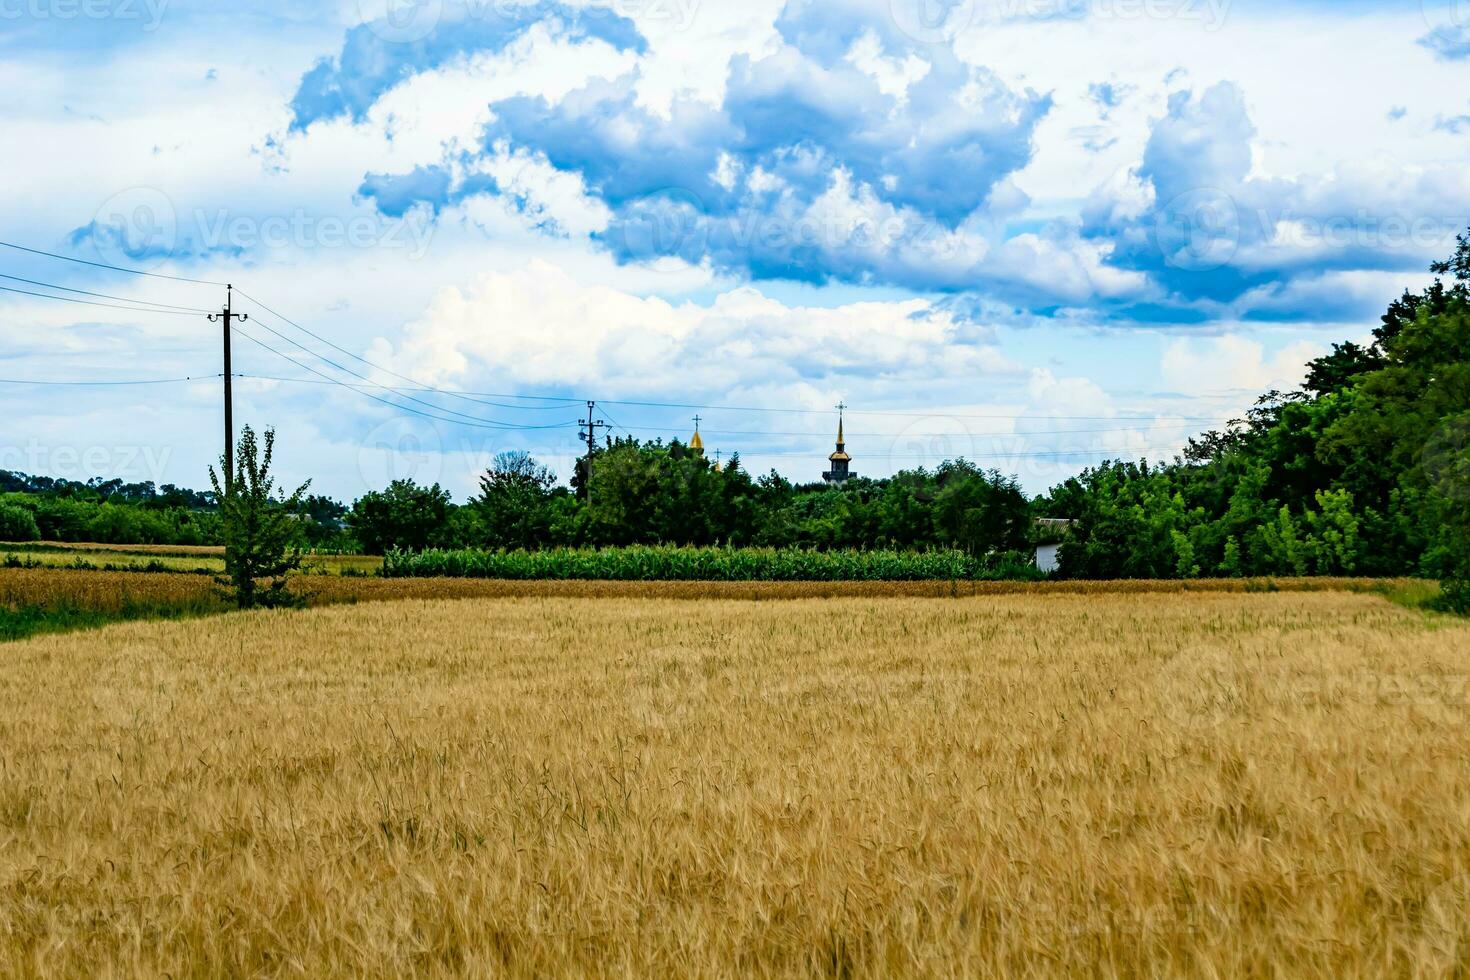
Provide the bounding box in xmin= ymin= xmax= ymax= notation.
xmin=689 ymin=415 xmax=705 ymax=454
xmin=823 ymin=401 xmax=855 ymax=484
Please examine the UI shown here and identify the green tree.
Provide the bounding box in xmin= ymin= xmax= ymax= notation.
xmin=475 ymin=452 xmax=559 ymax=550
xmin=349 ymin=479 xmax=452 ymax=555
xmin=208 ymin=426 xmax=310 ymax=610
xmin=0 ymin=502 xmax=40 ymax=542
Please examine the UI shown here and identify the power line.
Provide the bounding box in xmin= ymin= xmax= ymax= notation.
xmin=0 ymin=282 xmax=210 ymax=317
xmin=721 ymin=448 xmax=1184 ymax=461
xmin=231 ymin=326 xmax=575 ymax=431
xmin=0 ymin=374 xmax=220 ymax=386
xmin=606 ymin=422 xmax=1214 ymax=439
xmin=233 ymin=287 xmax=571 ymax=413
xmin=0 ymin=272 xmax=215 ymax=314
xmin=589 ymin=396 xmax=1229 ymax=423
xmin=226 ymin=292 xmax=1237 ymax=424
xmin=0 ymin=239 xmax=226 ymax=286
xmin=236 ymin=315 xmax=562 ymax=429
xmin=231 ymin=374 xmax=1217 ymax=440
xmin=231 ymin=372 xmax=574 ymax=411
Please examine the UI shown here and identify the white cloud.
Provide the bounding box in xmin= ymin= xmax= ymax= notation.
xmin=375 ymin=259 xmax=1016 ymax=395
xmin=1162 ymin=334 xmax=1326 ymax=395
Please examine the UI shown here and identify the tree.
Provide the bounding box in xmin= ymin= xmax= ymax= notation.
xmin=0 ymin=502 xmax=40 ymax=542
xmin=349 ymin=479 xmax=451 ymax=554
xmin=475 ymin=452 xmax=558 ymax=550
xmin=209 ymin=426 xmax=310 ymax=610
xmin=929 ymin=460 xmax=1030 ymax=555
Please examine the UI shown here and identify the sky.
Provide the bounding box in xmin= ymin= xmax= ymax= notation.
xmin=1 ymin=0 xmax=1467 ymax=501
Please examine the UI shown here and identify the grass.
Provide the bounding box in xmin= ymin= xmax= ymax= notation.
xmin=0 ymin=591 xmax=1467 ymax=975
xmin=0 ymin=542 xmax=382 ymax=577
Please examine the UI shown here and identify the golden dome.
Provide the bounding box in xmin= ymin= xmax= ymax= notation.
xmin=830 ymin=414 xmax=848 ymax=460
xmin=690 ymin=419 xmax=705 ymax=453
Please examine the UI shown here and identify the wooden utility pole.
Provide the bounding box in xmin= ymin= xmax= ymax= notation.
xmin=207 ymin=285 xmax=248 ymax=491
xmin=578 ymin=401 xmax=608 ymax=501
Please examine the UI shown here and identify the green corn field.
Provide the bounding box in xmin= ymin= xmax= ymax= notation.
xmin=380 ymin=545 xmax=1047 ymax=582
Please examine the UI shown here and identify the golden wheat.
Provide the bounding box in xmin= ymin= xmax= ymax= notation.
xmin=0 ymin=591 xmax=1467 ymax=976
xmin=0 ymin=565 xmax=1436 ymax=612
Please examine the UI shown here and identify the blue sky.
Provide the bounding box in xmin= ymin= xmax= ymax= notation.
xmin=2 ymin=0 xmax=1467 ymax=499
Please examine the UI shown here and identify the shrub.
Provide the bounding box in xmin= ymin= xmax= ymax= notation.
xmin=0 ymin=503 xmax=40 ymax=542
xmin=210 ymin=426 xmax=310 ymax=610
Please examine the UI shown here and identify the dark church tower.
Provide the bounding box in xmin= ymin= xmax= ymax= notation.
xmin=823 ymin=404 xmax=855 ymax=484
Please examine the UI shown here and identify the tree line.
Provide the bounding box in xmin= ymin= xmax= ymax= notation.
xmin=1036 ymin=231 xmax=1470 ymax=608
xmin=3 ymin=233 xmax=1466 ymax=608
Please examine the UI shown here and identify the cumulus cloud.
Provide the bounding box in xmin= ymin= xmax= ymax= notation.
xmin=1082 ymin=81 xmax=1469 ymax=324
xmin=1161 ymin=334 xmax=1325 ymax=395
xmin=341 ymin=0 xmax=1053 ymax=293
xmin=1419 ymin=25 xmax=1470 ymax=61
xmin=373 ymin=260 xmax=1016 ymax=397
xmin=288 ymin=1 xmax=646 ymax=132
xmin=269 ymin=0 xmax=1469 ymax=336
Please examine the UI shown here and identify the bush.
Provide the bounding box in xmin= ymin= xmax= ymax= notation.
xmin=0 ymin=503 xmax=41 ymax=542
xmin=1433 ymin=577 xmax=1470 ymax=616
xmin=210 ymin=426 xmax=310 ymax=610
xmin=381 ymin=546 xmax=1047 ymax=582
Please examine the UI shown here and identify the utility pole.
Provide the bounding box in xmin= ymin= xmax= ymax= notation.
xmin=578 ymin=400 xmax=608 ymax=502
xmin=207 ymin=285 xmax=248 ymax=492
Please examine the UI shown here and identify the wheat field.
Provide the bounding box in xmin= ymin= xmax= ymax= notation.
xmin=1 ymin=592 xmax=1468 ymax=976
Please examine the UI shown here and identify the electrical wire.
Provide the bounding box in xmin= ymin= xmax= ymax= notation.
xmin=228 ymin=292 xmax=1236 ymax=424
xmin=716 ymin=448 xmax=1183 ymax=461
xmin=231 ymin=375 xmax=1228 ymax=440
xmin=0 ymin=272 xmax=215 ymax=314
xmin=0 ymin=374 xmax=220 ymax=386
xmin=233 ymin=288 xmax=570 ymax=413
xmin=0 ymin=283 xmax=211 ymax=317
xmin=0 ymin=239 xmax=227 ymax=286
xmin=231 ymin=372 xmax=575 ymax=411
xmin=237 ymin=316 xmax=568 ymax=429
xmin=231 ymin=326 xmax=575 ymax=432
xmin=591 ymin=396 xmax=1229 ymax=423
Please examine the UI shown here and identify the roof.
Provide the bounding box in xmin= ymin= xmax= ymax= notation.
xmin=690 ymin=428 xmax=705 ymax=452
